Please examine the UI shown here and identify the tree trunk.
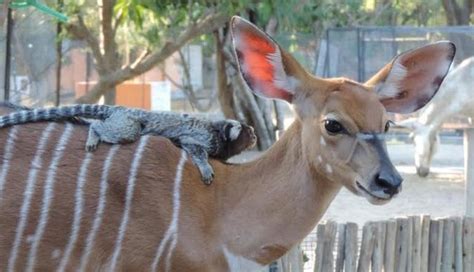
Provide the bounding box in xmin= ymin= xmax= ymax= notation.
xmin=103 ymin=86 xmax=116 ymax=104
xmin=213 ymin=15 xmax=283 ymax=150
xmin=215 ymin=30 xmax=236 ymax=119
xmin=70 ymin=11 xmax=229 ymax=104
xmin=257 ymin=96 xmax=276 ymax=143
xmin=233 ymin=75 xmax=273 ymax=150
xmin=442 ymin=0 xmax=473 ymax=25
xmin=441 ymin=0 xmax=473 ymax=61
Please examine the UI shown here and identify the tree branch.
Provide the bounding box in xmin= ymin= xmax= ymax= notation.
xmin=66 ymin=14 xmax=105 ymax=72
xmin=128 ymin=12 xmax=228 ymax=76
xmin=112 ymin=8 xmax=124 ymax=38
xmin=131 ymin=48 xmax=150 ymax=68
xmin=161 ymin=68 xmax=184 ymax=90
xmin=76 ymin=11 xmax=229 ymax=103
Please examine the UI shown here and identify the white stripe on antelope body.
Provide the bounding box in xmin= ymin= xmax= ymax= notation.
xmin=26 ymin=123 xmax=74 ymax=272
xmin=7 ymin=123 xmax=56 ymax=272
xmin=0 ymin=126 xmax=19 ymax=201
xmin=78 ymin=145 xmax=120 ymax=270
xmin=0 ymin=16 xmax=455 ymax=271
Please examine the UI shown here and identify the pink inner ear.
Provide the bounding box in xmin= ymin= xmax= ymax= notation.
xmin=234 ymin=25 xmax=293 ymax=102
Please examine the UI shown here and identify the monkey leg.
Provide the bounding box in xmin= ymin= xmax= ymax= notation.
xmin=181 ymin=144 xmax=214 ymax=185
xmin=85 ymin=114 xmax=142 ymax=151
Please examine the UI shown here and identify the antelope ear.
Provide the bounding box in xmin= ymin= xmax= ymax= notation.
xmin=231 ymin=16 xmax=303 ymax=103
xmin=366 ymin=41 xmax=455 ymax=113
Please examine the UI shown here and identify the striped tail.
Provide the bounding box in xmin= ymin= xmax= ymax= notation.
xmin=0 ymin=104 xmax=116 ymax=128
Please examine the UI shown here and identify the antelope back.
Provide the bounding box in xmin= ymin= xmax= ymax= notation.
xmin=0 ymin=122 xmax=224 ymax=271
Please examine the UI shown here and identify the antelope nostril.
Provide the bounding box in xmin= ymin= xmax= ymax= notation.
xmin=375 ymin=173 xmax=402 ymax=196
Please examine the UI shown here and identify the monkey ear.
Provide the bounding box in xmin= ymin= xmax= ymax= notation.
xmin=217 ymin=120 xmax=242 ymax=142
xmin=365 ymin=41 xmax=455 ymax=113
xmin=227 ymin=121 xmax=242 ymax=141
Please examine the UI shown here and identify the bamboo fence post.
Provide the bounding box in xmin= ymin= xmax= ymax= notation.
xmin=358 ymin=222 xmax=376 ymax=272
xmin=277 ymin=245 xmax=304 ymax=272
xmin=407 ymin=217 xmax=414 ymax=272
xmin=412 ymin=216 xmax=422 ymax=272
xmin=463 ymin=217 xmax=474 ymax=272
xmin=322 ymin=221 xmax=337 ymax=271
xmin=441 ymin=218 xmax=454 ymax=272
xmin=396 ymin=218 xmax=409 ymax=272
xmin=421 ymin=215 xmax=431 ymax=272
xmin=314 ymin=223 xmax=326 ymax=272
xmin=429 ymin=219 xmax=444 ymax=272
xmin=345 ymin=222 xmax=359 ymax=272
xmin=385 ymin=219 xmax=397 ymax=272
xmin=335 ymin=223 xmax=346 ymax=272
xmin=372 ymin=221 xmax=385 ymax=272
xmin=454 ymin=217 xmax=463 ymax=272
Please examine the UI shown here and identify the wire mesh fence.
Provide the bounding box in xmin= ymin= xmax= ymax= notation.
xmin=317 ymin=26 xmax=474 ymax=81
xmin=314 ymin=25 xmax=474 ymax=128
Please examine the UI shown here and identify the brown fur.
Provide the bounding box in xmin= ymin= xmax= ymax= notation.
xmin=0 ymin=18 xmax=455 ymax=271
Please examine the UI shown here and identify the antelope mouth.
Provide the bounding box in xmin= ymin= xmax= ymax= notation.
xmin=355 ymin=181 xmax=392 ymax=204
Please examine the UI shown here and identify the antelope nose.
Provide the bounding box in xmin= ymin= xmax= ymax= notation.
xmin=375 ymin=171 xmax=403 ymax=196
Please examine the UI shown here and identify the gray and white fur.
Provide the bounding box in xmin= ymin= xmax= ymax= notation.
xmin=0 ymin=104 xmax=257 ymax=184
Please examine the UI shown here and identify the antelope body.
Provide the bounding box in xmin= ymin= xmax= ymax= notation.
xmin=0 ymin=17 xmax=454 ymax=271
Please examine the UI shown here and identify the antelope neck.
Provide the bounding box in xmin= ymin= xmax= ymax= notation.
xmin=216 ymin=121 xmax=341 ymax=264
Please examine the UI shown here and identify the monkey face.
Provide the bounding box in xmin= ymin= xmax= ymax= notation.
xmin=215 ymin=120 xmax=257 ymax=160
xmin=231 ymin=123 xmax=257 ymax=150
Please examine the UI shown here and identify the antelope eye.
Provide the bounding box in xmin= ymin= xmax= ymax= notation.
xmin=324 ymin=120 xmax=344 ymax=134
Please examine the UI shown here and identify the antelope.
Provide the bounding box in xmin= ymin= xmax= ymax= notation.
xmin=0 ymin=17 xmax=454 ymax=271
xmin=399 ymin=57 xmax=474 ymax=177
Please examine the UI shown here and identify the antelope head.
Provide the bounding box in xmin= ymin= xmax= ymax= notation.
xmin=231 ymin=16 xmax=454 ymax=205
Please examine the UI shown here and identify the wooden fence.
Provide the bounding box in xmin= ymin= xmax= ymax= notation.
xmin=307 ymin=216 xmax=474 ymax=272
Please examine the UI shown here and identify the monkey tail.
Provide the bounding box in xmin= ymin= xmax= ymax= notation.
xmin=0 ymin=104 xmax=117 ymax=128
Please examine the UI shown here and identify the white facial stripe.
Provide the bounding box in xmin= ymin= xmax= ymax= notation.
xmin=151 ymin=150 xmax=188 ymax=272
xmin=320 ymin=137 xmax=326 ymax=146
xmin=57 ymin=152 xmax=93 ymax=271
xmin=79 ymin=145 xmax=120 ymax=270
xmin=109 ymin=136 xmax=150 ymax=270
xmin=26 ymin=124 xmax=74 ymax=272
xmin=0 ymin=126 xmax=19 ymax=201
xmin=7 ymin=123 xmax=55 ymax=272
xmin=325 ymin=164 xmax=333 ymax=174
